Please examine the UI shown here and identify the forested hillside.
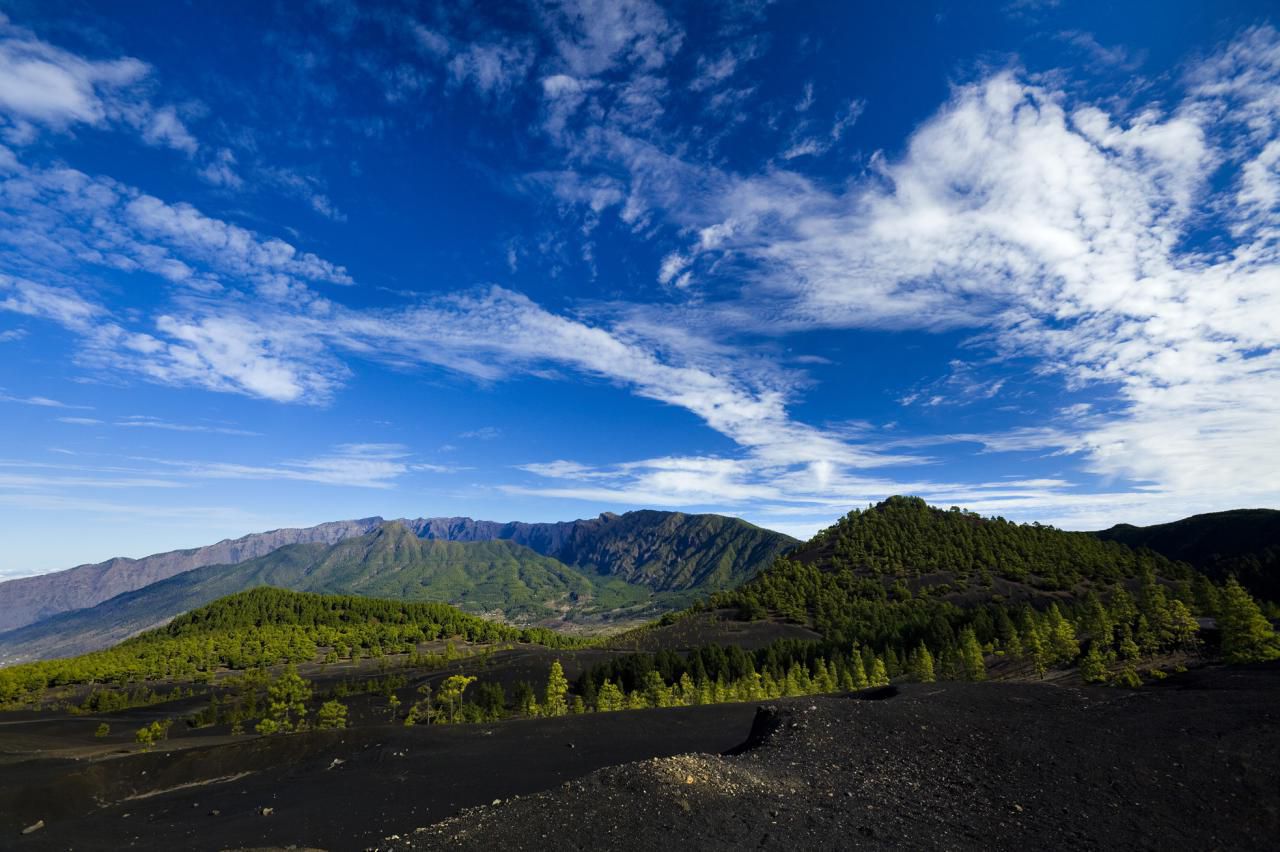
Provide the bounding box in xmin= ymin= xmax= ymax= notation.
xmin=0 ymin=587 xmax=570 ymax=705
xmin=703 ymin=497 xmax=1278 ymax=687
xmin=406 ymin=509 xmax=795 ymax=592
xmin=1095 ymin=509 xmax=1280 ymax=603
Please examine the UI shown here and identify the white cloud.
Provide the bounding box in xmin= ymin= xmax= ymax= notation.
xmin=541 ymin=0 xmax=683 ymax=78
xmin=190 ymin=443 xmax=419 ymax=488
xmin=689 ymin=41 xmax=760 ymax=93
xmin=114 ymin=415 xmax=261 ymax=436
xmin=198 ymin=148 xmax=242 ymax=188
xmin=0 ymin=15 xmax=197 ymax=152
xmin=485 ymin=25 xmax=1280 ymax=525
xmin=138 ymin=105 xmax=198 ymax=154
xmin=0 ymin=275 xmax=102 ymax=329
xmin=448 ymin=41 xmax=536 ymax=96
xmin=4 ymin=14 xmax=1279 ymax=534
xmin=0 ymin=391 xmax=90 ymax=409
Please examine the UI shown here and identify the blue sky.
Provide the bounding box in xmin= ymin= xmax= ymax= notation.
xmin=2 ymin=0 xmax=1279 ymax=577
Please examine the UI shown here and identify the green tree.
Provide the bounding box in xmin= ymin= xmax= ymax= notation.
xmin=134 ymin=719 xmax=171 ymax=749
xmin=437 ymin=674 xmax=477 ymax=723
xmin=848 ymin=651 xmax=868 ymax=689
xmin=869 ymin=657 xmax=890 ymax=687
xmin=1218 ymin=577 xmax=1280 ymax=663
xmin=1166 ymin=599 xmax=1200 ymax=650
xmin=316 ymin=699 xmax=348 ymax=729
xmin=596 ymin=679 xmax=625 ymax=712
xmin=94 ymin=722 xmax=110 ymax=738
xmin=544 ymin=660 xmax=569 ymax=717
xmin=261 ymin=666 xmax=311 ymax=733
xmin=910 ymin=644 xmax=936 ymax=683
xmin=959 ymin=628 xmax=986 ymax=682
xmin=1045 ymin=605 xmax=1080 ymax=666
xmin=474 ymin=682 xmax=507 ymax=720
xmin=1079 ymin=645 xmax=1108 ymax=683
xmin=405 ymin=683 xmax=433 ymax=726
xmin=512 ymin=680 xmax=539 ymax=717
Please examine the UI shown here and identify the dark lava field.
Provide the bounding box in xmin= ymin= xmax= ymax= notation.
xmin=2 ymin=662 xmax=1276 ymax=851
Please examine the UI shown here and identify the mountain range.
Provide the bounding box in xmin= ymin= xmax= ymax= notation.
xmin=4 ymin=500 xmax=1278 ymax=668
xmin=0 ymin=510 xmax=796 ymax=663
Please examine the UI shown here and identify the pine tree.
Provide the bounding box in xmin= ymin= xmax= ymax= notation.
xmin=849 ymin=651 xmax=868 ymax=689
xmin=316 ymin=699 xmax=348 ymax=729
xmin=959 ymin=628 xmax=986 ymax=681
xmin=869 ymin=657 xmax=890 ymax=687
xmin=1045 ymin=605 xmax=1080 ymax=666
xmin=1117 ymin=623 xmax=1140 ymax=661
xmin=1167 ymin=599 xmax=1200 ymax=649
xmin=437 ymin=674 xmax=477 ymax=723
xmin=511 ymin=681 xmax=538 ymax=717
xmin=544 ymin=661 xmax=569 ymax=717
xmin=1218 ymin=577 xmax=1280 ymax=663
xmin=677 ymin=672 xmax=696 ymax=706
xmin=1081 ymin=592 xmax=1113 ymax=647
xmin=263 ymin=666 xmax=311 ymax=733
xmin=1078 ymin=645 xmax=1107 ymax=683
xmin=1019 ymin=610 xmax=1047 ymax=677
xmin=911 ymin=643 xmax=936 ymax=683
xmin=642 ymin=670 xmax=672 ymax=707
xmin=405 ymin=683 xmax=434 ymax=726
xmin=860 ymin=645 xmax=878 ymax=682
xmin=596 ymin=679 xmax=625 ymax=712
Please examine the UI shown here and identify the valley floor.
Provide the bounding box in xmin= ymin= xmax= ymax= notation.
xmin=2 ymin=662 xmax=1277 ymax=851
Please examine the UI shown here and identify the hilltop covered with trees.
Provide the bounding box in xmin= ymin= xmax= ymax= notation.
xmin=700 ymin=497 xmax=1277 ymax=687
xmin=0 ymin=587 xmax=574 ymax=706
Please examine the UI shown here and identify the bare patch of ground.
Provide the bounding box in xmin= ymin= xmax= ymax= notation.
xmin=390 ymin=663 xmax=1280 ymax=851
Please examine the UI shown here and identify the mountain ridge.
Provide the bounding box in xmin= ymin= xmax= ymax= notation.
xmin=0 ymin=512 xmax=795 ymax=663
xmin=0 ymin=517 xmax=386 ymax=634
xmin=1093 ymin=508 xmax=1280 ymax=602
xmin=0 ymin=510 xmax=795 ymax=636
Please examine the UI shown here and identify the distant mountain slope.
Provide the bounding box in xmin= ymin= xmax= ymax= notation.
xmin=0 ymin=518 xmax=384 ymax=633
xmin=1093 ymin=509 xmax=1280 ymax=602
xmin=0 ymin=523 xmax=661 ymax=663
xmin=0 ymin=510 xmax=794 ymax=637
xmin=404 ymin=510 xmax=796 ymax=592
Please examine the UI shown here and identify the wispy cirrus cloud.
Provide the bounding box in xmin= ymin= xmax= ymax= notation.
xmin=56 ymin=414 xmax=261 ymax=436
xmin=179 ymin=443 xmax=432 ymax=489
xmin=1 ymin=390 xmax=91 ymax=409
xmin=3 ymin=7 xmax=1279 ymax=540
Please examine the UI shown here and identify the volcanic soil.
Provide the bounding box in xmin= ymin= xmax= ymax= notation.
xmin=391 ymin=662 xmax=1280 ymax=851
xmin=1 ymin=662 xmax=1276 ymax=851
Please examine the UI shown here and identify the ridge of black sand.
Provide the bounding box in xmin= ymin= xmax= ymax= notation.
xmin=6 ymin=665 xmax=1279 ymax=851
xmin=384 ymin=665 xmax=1280 ymax=852
xmin=5 ymin=704 xmax=759 ymax=852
